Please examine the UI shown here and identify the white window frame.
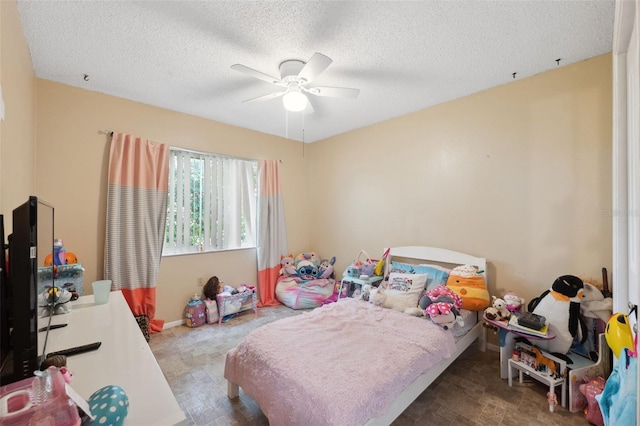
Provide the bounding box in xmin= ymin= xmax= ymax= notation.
xmin=164 ymin=147 xmax=257 ymax=255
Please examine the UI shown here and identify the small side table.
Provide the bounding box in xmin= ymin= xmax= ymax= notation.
xmin=508 ymin=358 xmax=566 ymax=409
xmin=339 ymin=275 xmax=383 ymax=300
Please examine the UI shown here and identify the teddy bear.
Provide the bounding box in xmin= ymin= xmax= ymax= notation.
xmin=279 ymin=254 xmax=296 ymax=277
xmin=491 ymin=296 xmax=510 ymax=320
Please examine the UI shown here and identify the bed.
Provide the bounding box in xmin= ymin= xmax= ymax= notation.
xmin=225 ymin=246 xmax=487 ymax=425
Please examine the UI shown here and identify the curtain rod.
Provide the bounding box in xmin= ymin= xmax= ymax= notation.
xmin=98 ymin=129 xmax=282 ymax=163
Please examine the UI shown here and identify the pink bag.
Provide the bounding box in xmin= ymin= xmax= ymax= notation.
xmin=579 ymin=376 xmax=605 ymax=426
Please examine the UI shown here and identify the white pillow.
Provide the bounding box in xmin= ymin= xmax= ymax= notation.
xmin=382 ymin=272 xmax=428 ymax=312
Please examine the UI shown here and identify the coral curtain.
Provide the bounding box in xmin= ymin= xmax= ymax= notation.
xmin=256 ymin=160 xmax=287 ymax=306
xmin=105 ymin=132 xmax=169 ymax=333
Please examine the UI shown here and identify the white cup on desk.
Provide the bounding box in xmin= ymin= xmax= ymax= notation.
xmin=92 ymin=280 xmax=112 ymax=305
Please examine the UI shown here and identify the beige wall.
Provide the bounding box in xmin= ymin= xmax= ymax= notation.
xmin=308 ymin=54 xmax=613 ymax=307
xmin=34 ymin=80 xmax=311 ymax=323
xmin=0 ymin=0 xmax=36 ymax=223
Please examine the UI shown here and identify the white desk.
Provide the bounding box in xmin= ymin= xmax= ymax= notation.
xmin=39 ymin=291 xmax=186 ymax=425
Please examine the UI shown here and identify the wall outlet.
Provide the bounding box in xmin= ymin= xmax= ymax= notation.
xmin=197 ymin=277 xmax=207 ymax=287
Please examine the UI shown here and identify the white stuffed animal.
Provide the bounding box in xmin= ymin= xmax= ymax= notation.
xmin=368 ymin=287 xmax=386 ymax=307
xmin=491 ymin=296 xmax=511 ymax=320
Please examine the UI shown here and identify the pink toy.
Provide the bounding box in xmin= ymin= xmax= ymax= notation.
xmin=420 ymin=285 xmax=464 ymax=330
xmin=504 ymin=291 xmax=525 ymax=313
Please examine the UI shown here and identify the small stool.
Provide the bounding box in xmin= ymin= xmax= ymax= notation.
xmin=508 ymin=359 xmax=566 ymax=410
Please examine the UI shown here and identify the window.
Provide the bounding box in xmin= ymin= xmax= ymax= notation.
xmin=164 ymin=148 xmax=257 ymax=255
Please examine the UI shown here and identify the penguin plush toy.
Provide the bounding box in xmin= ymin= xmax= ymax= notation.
xmin=528 ymin=275 xmax=588 ymax=355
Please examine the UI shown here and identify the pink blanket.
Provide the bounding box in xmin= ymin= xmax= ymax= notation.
xmin=224 ymin=299 xmax=456 ymax=425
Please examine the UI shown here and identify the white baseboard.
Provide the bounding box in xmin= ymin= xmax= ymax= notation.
xmin=163 ymin=319 xmax=185 ymax=329
xmin=487 ymin=343 xmax=500 ymax=352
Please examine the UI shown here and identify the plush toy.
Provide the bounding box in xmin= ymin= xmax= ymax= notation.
xmin=445 ymin=264 xmax=490 ymax=311
xmin=424 ymin=302 xmax=463 ymax=330
xmin=483 ymin=306 xmax=501 ymax=321
xmin=39 ymin=286 xmax=73 ymax=316
xmin=280 ymin=254 xmax=296 ymax=277
xmin=529 ymin=275 xmax=587 ymax=355
xmin=319 ymin=257 xmax=336 ymax=279
xmin=580 ymin=282 xmax=613 ymax=323
xmin=368 ymin=286 xmax=386 ymax=307
xmin=419 ymin=285 xmax=464 ymax=329
xmin=295 ymin=252 xmax=319 ymax=265
xmin=503 ymin=292 xmax=525 ymax=314
xmin=491 ymin=296 xmax=511 ymax=320
xmin=420 ymin=285 xmax=463 ymax=311
xmin=296 ymin=260 xmax=320 ymax=280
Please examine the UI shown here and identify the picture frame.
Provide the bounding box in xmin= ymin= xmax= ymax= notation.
xmin=348 ymin=282 xmax=363 ymax=298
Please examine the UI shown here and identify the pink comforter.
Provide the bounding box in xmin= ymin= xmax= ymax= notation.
xmin=224 ymin=299 xmax=456 ymax=425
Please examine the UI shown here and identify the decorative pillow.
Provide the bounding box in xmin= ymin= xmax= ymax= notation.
xmin=389 ymin=261 xmax=450 ymax=291
xmin=445 ymin=265 xmax=489 ymax=311
xmin=381 ymin=272 xmax=428 ymax=312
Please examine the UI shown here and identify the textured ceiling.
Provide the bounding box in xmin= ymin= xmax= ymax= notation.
xmin=17 ymin=1 xmax=615 ymax=143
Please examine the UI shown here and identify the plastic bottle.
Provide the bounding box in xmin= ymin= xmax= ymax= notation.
xmin=53 ymin=238 xmax=66 ymax=266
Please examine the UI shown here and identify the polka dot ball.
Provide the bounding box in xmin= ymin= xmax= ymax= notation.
xmin=81 ymin=385 xmax=129 ymax=426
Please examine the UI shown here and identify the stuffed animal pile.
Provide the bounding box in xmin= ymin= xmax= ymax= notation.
xmin=279 ymin=251 xmax=338 ymax=281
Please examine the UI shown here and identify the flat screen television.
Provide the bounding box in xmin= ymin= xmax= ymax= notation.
xmin=0 ymin=196 xmax=55 ymax=385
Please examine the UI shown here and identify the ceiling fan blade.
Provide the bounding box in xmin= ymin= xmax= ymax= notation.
xmin=298 ymin=53 xmax=332 ymax=84
xmin=306 ymin=86 xmax=360 ymax=99
xmin=304 ymin=98 xmax=315 ymax=114
xmin=231 ymin=64 xmax=283 ymax=86
xmin=242 ymin=91 xmax=286 ymax=103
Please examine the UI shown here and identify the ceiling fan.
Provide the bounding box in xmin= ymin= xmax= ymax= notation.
xmin=231 ymin=52 xmax=360 ymax=112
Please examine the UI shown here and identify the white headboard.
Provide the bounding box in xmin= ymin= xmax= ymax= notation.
xmin=385 ymin=246 xmax=487 ymax=281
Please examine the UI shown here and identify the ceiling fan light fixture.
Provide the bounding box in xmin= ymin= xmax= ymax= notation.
xmin=282 ymin=90 xmax=307 ymax=112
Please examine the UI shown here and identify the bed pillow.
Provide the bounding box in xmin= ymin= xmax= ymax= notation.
xmin=446 ymin=273 xmax=490 ymax=311
xmin=389 ymin=261 xmax=450 ymax=291
xmin=381 ymin=272 xmax=428 ymax=312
